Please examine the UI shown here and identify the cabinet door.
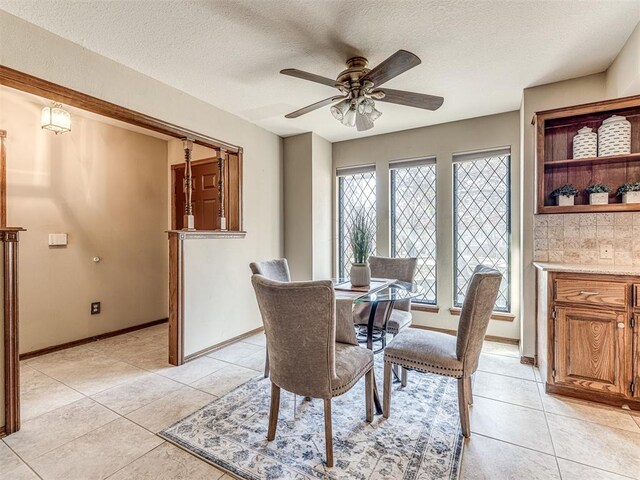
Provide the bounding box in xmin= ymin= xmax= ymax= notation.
xmin=554 ymin=307 xmax=630 ymax=396
xmin=634 ymin=312 xmax=639 ymax=399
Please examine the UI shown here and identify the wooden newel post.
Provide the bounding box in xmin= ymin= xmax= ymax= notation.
xmin=218 ymin=148 xmax=227 ymax=231
xmin=2 ymin=227 xmax=25 ymax=435
xmin=182 ymin=138 xmax=195 ymax=231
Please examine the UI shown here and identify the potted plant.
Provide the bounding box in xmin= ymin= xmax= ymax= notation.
xmin=551 ymin=184 xmax=579 ymax=206
xmin=349 ymin=211 xmax=374 ymax=287
xmin=617 ymin=182 xmax=640 ymax=203
xmin=585 ymin=183 xmax=611 ymax=205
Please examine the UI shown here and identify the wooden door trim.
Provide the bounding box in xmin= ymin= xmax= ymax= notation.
xmin=0 ymin=66 xmax=240 ymax=154
xmin=0 ymin=131 xmax=6 ymax=227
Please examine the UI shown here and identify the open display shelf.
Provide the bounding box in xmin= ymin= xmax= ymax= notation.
xmin=535 ymin=95 xmax=640 ymax=214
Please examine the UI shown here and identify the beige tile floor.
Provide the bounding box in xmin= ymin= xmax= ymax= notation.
xmin=2 ymin=324 xmax=640 ymax=479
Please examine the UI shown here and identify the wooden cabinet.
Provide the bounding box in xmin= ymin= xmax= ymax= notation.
xmin=539 ymin=270 xmax=640 ymax=410
xmin=554 ymin=306 xmax=629 ymax=396
xmin=534 ymin=95 xmax=640 ymax=214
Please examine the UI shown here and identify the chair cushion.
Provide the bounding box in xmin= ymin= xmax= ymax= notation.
xmin=332 ymin=343 xmax=374 ymax=397
xmin=386 ymin=309 xmax=412 ymax=335
xmin=384 ymin=329 xmax=463 ymax=378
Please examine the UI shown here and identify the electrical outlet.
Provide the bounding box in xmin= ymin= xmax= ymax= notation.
xmin=91 ymin=302 xmax=101 ymax=315
xmin=600 ymin=244 xmax=614 ymax=260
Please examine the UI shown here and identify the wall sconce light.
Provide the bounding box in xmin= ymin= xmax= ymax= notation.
xmin=41 ymin=103 xmax=71 ymax=134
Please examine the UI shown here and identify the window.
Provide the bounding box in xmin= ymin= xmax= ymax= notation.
xmin=390 ymin=159 xmax=437 ymax=304
xmin=454 ymin=149 xmax=511 ymax=312
xmin=337 ymin=166 xmax=376 ymax=278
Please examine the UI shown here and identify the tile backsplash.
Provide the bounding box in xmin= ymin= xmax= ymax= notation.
xmin=534 ymin=212 xmax=640 ymax=266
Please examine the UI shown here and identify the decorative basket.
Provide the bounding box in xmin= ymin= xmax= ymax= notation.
xmin=598 ymin=115 xmax=631 ymax=157
xmin=573 ymin=126 xmax=597 ymax=159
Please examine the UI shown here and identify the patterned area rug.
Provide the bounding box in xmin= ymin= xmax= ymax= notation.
xmin=161 ymin=360 xmax=463 ymax=479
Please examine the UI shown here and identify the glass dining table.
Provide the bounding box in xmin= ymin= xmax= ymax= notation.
xmin=334 ymin=278 xmax=425 ymax=413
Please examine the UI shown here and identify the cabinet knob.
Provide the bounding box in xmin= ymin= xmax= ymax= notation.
xmin=617 ymin=322 xmax=625 ymax=329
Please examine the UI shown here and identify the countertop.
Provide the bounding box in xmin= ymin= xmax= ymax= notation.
xmin=533 ymin=262 xmax=640 ymax=276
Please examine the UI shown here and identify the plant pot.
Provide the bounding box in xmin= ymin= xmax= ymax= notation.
xmin=350 ymin=262 xmax=371 ymax=287
xmin=622 ymin=192 xmax=640 ymax=204
xmin=589 ymin=192 xmax=609 ymax=205
xmin=556 ymin=195 xmax=575 ymax=207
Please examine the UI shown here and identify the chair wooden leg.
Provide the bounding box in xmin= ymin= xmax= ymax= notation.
xmin=267 ymin=382 xmax=280 ymax=441
xmin=264 ymin=347 xmax=270 ymax=378
xmin=324 ymin=399 xmax=334 ymax=468
xmin=383 ymin=361 xmax=392 ymax=418
xmin=457 ymin=378 xmax=471 ymax=438
xmin=401 ymin=367 xmax=408 ymax=387
xmin=365 ymin=368 xmax=373 ymax=423
xmin=466 ymin=376 xmax=473 ymax=405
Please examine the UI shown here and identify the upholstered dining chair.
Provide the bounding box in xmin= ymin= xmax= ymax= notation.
xmin=382 ymin=265 xmax=501 ymax=437
xmin=353 ymin=256 xmax=418 ymax=383
xmin=251 ymin=274 xmax=374 ymax=467
xmin=249 ymin=259 xmax=291 ymax=378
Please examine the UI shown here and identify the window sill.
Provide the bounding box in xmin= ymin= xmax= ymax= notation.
xmin=449 ymin=307 xmax=515 ymax=322
xmin=412 ymin=304 xmax=440 ymax=314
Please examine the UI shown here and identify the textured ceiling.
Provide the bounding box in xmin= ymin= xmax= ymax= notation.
xmin=1 ymin=0 xmax=639 ymax=142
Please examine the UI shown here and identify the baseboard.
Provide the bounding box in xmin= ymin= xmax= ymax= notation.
xmin=410 ymin=324 xmax=519 ymax=345
xmin=20 ymin=318 xmax=169 ymax=360
xmin=520 ymin=356 xmax=535 ymax=365
xmin=546 ymin=383 xmax=640 ymax=412
xmin=183 ymin=326 xmax=264 ymax=363
xmin=0 ymin=425 xmax=6 ymax=439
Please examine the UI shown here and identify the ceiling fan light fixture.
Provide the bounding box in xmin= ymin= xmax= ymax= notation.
xmin=342 ymin=106 xmax=357 ymax=127
xmin=330 ymin=99 xmax=351 ymax=121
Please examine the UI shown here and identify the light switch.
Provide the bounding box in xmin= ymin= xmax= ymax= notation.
xmin=48 ymin=233 xmax=68 ymax=246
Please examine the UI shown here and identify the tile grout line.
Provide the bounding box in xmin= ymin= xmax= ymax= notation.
xmin=102 ymin=440 xmax=170 ymax=479
xmin=534 ymin=376 xmax=563 ymax=479
xmin=2 ymin=439 xmax=46 ymax=480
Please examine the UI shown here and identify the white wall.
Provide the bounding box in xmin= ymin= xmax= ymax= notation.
xmin=0 ymin=10 xmax=283 ymax=353
xmin=2 ymin=87 xmax=169 ymax=352
xmin=283 ymin=133 xmax=313 ymax=280
xmin=606 ymin=20 xmax=640 ymax=98
xmin=520 ymin=73 xmax=607 ymax=356
xmin=333 ymin=112 xmax=521 ymax=340
xmin=311 ymin=133 xmax=333 ymax=279
xmin=283 ymin=132 xmax=333 ymax=280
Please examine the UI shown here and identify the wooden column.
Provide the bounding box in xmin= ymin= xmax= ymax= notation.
xmin=0 ymin=131 xmax=6 ymax=228
xmin=167 ymin=231 xmax=183 ymax=366
xmin=1 ymin=227 xmax=25 ymax=436
xmin=218 ymin=149 xmax=227 ymax=231
xmin=182 ymin=138 xmax=195 ymax=231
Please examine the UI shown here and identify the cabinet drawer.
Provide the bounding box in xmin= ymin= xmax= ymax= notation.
xmin=554 ymin=279 xmax=627 ymax=308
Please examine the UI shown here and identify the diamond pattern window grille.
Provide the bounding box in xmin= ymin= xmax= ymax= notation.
xmin=391 ymin=164 xmax=437 ymax=304
xmin=338 ymin=171 xmax=376 ymax=278
xmin=454 ymin=154 xmax=511 ymax=311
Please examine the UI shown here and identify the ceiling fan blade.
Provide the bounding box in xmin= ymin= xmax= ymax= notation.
xmin=285 ymin=96 xmax=346 ymax=118
xmin=376 ymin=88 xmax=444 ymax=111
xmin=280 ymin=68 xmax=339 ymax=88
xmin=361 ymin=50 xmax=421 ymax=87
xmin=355 ymin=113 xmax=374 ymax=132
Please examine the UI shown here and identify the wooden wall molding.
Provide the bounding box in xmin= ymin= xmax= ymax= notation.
xmin=410 ymin=323 xmax=520 ymax=345
xmin=0 ymin=66 xmax=240 ymax=154
xmin=184 ymin=326 xmax=264 ymax=363
xmin=19 ymin=318 xmax=168 ymax=361
xmin=448 ymin=306 xmax=516 ymax=322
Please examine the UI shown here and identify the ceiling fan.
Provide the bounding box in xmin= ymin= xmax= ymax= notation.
xmin=280 ymin=50 xmax=444 ymax=132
